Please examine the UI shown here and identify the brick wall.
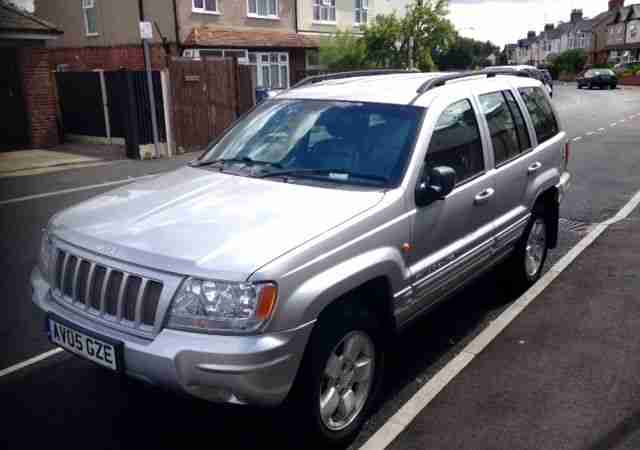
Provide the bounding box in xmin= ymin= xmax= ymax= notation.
xmin=18 ymin=48 xmax=59 ymax=148
xmin=48 ymin=45 xmax=172 ymax=72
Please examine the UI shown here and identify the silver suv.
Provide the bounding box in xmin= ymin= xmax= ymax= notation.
xmin=32 ymin=70 xmax=570 ymax=446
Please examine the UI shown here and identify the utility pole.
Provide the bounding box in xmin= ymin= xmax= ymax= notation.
xmin=139 ymin=0 xmax=161 ymax=159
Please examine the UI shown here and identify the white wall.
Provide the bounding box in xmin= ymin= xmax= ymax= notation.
xmin=375 ymin=0 xmax=411 ymax=17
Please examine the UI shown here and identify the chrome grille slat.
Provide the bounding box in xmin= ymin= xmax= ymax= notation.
xmin=50 ymin=248 xmax=164 ymax=336
xmin=116 ymin=273 xmax=130 ymax=320
xmin=71 ymin=257 xmax=82 ymax=303
xmin=84 ymin=262 xmax=96 ymax=309
xmin=99 ymin=268 xmax=113 ymax=315
xmin=134 ymin=279 xmax=149 ymax=326
xmin=60 ymin=252 xmax=70 ymax=294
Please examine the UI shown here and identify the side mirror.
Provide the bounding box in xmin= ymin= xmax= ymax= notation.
xmin=415 ymin=166 xmax=456 ymax=207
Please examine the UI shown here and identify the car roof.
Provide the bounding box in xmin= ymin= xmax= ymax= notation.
xmin=277 ymin=72 xmax=542 ymax=106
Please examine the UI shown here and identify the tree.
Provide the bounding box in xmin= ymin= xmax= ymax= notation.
xmin=401 ymin=0 xmax=456 ymax=71
xmin=362 ymin=14 xmax=404 ymax=68
xmin=552 ymin=49 xmax=587 ymax=76
xmin=319 ymin=31 xmax=368 ymax=71
xmin=433 ymin=35 xmax=500 ymax=70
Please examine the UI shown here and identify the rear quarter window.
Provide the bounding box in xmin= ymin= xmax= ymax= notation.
xmin=518 ymin=86 xmax=559 ymax=144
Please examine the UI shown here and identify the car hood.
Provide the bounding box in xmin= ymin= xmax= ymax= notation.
xmin=51 ymin=167 xmax=385 ymax=281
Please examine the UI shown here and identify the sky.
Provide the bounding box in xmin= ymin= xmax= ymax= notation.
xmin=448 ymin=0 xmax=610 ymax=48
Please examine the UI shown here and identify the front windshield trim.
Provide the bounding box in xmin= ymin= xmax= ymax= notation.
xmin=195 ymin=99 xmax=427 ymax=190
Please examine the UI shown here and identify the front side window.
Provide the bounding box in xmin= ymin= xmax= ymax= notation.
xmin=199 ymin=100 xmax=423 ymax=187
xmin=82 ymin=0 xmax=97 ymax=35
xmin=355 ymin=0 xmax=368 ymax=24
xmin=193 ymin=0 xmax=218 ymax=13
xmin=425 ymin=99 xmax=485 ymax=185
xmin=518 ymin=87 xmax=559 ymax=144
xmin=313 ymin=0 xmax=336 ymax=22
xmin=248 ymin=0 xmax=278 ymax=17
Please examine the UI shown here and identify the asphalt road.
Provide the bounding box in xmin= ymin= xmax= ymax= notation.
xmin=1 ymin=85 xmax=639 ymax=450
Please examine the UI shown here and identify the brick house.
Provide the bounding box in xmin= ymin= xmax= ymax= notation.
xmin=607 ymin=3 xmax=640 ymax=62
xmin=35 ymin=0 xmax=176 ymax=71
xmin=179 ymin=0 xmax=318 ymax=89
xmin=0 ymin=1 xmax=63 ymax=149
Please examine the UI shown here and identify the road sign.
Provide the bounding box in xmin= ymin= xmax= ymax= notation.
xmin=139 ymin=21 xmax=153 ymax=40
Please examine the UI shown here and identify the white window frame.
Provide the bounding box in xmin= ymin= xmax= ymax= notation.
xmin=247 ymin=0 xmax=279 ymax=19
xmin=82 ymin=0 xmax=98 ymax=36
xmin=313 ymin=0 xmax=336 ymax=24
xmin=249 ymin=51 xmax=290 ymax=90
xmin=192 ymin=0 xmax=219 ymax=15
xmin=354 ymin=0 xmax=368 ymax=26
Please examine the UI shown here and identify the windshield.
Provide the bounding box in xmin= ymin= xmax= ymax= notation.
xmin=198 ymin=99 xmax=424 ymax=187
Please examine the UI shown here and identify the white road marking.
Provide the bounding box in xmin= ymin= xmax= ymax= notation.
xmin=0 ymin=348 xmax=63 ymax=378
xmin=620 ymin=119 xmax=626 ymax=123
xmin=360 ymin=188 xmax=640 ymax=450
xmin=586 ymin=131 xmax=597 ymax=136
xmin=0 ymin=174 xmax=156 ymax=207
xmin=597 ymin=128 xmax=605 ymax=132
xmin=611 ymin=122 xmax=618 ymax=127
xmin=571 ymin=137 xmax=582 ymax=142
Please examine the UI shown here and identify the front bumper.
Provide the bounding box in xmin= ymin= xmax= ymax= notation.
xmin=31 ymin=267 xmax=314 ymax=406
xmin=556 ymin=171 xmax=571 ymax=204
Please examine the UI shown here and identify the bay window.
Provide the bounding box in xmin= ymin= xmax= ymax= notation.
xmin=248 ymin=0 xmax=278 ymax=18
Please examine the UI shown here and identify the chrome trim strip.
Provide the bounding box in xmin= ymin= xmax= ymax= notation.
xmin=116 ymin=273 xmax=129 ymax=320
xmin=134 ymin=278 xmax=148 ymax=326
xmin=494 ymin=213 xmax=530 ymax=250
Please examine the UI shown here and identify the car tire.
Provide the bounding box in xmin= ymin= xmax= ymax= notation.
xmin=507 ymin=205 xmax=549 ymax=291
xmin=285 ymin=300 xmax=385 ymax=448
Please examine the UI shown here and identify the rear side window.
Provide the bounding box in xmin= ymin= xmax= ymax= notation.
xmin=504 ymin=91 xmax=531 ymax=152
xmin=426 ymin=99 xmax=484 ymax=185
xmin=479 ymin=91 xmax=521 ymax=166
xmin=518 ymin=87 xmax=559 ymax=144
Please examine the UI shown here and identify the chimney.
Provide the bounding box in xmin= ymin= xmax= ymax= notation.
xmin=544 ymin=23 xmax=554 ymax=32
xmin=527 ymin=30 xmax=536 ymax=39
xmin=570 ymin=9 xmax=583 ymax=23
xmin=608 ymin=0 xmax=624 ymax=11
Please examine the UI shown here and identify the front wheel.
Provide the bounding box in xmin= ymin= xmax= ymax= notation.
xmin=286 ymin=304 xmax=385 ymax=447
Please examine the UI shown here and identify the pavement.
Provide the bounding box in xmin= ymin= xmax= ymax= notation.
xmin=385 ymin=209 xmax=640 ymax=450
xmin=0 ymin=85 xmax=640 ymax=450
xmin=0 ymin=149 xmax=111 ymax=178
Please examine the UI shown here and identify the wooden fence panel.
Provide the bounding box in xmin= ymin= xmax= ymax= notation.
xmin=170 ymin=57 xmax=255 ymax=151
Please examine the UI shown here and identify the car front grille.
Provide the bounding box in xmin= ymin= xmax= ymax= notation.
xmin=52 ymin=249 xmax=163 ymax=331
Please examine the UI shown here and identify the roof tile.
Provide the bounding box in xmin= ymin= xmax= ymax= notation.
xmin=185 ymin=27 xmax=319 ymax=49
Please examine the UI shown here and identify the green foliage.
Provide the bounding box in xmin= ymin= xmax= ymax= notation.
xmin=401 ymin=0 xmax=455 ymax=71
xmin=319 ymin=31 xmax=368 ymax=71
xmin=552 ymin=49 xmax=588 ymax=76
xmin=318 ymin=0 xmax=458 ymax=72
xmin=361 ymin=14 xmax=404 ymax=68
xmin=621 ymin=64 xmax=640 ymax=77
xmin=434 ymin=35 xmax=500 ymax=70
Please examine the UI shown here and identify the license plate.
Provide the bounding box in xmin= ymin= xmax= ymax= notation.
xmin=48 ymin=317 xmax=121 ymax=371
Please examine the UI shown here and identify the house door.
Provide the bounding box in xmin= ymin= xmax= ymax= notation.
xmin=0 ymin=48 xmax=29 ymax=150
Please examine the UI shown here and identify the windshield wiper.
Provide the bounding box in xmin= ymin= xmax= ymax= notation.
xmin=257 ymin=168 xmax=389 ymax=184
xmin=193 ymin=156 xmax=282 ymax=169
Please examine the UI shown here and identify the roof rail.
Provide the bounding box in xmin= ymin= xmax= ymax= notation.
xmin=415 ymin=71 xmax=497 ymax=94
xmin=292 ymin=69 xmax=419 ymax=89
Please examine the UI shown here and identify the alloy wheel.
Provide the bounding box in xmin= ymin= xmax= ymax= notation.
xmin=525 ymin=218 xmax=547 ymax=278
xmin=319 ymin=331 xmax=375 ymax=431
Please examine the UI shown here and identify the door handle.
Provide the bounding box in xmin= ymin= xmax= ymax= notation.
xmin=474 ymin=188 xmax=495 ymax=205
xmin=528 ymin=162 xmax=542 ymax=174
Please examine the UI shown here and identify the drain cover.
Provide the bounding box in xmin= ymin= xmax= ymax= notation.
xmin=559 ymin=218 xmax=595 ymax=235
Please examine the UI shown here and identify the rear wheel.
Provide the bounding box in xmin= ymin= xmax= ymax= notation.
xmin=286 ymin=301 xmax=385 ymax=448
xmin=507 ymin=206 xmax=549 ymax=291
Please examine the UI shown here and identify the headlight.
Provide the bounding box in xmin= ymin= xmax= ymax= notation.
xmin=167 ymin=278 xmax=278 ymax=333
xmin=38 ymin=229 xmax=54 ymax=284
